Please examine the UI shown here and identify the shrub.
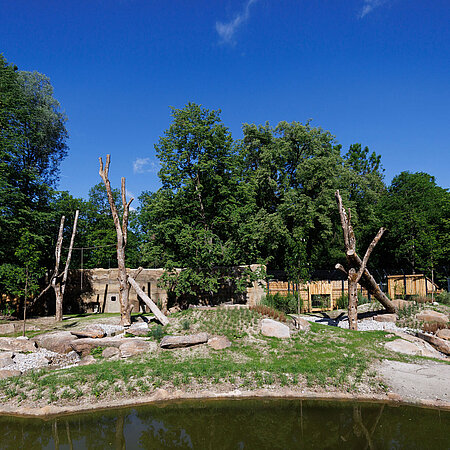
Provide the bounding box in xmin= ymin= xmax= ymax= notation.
xmin=148 ymin=325 xmax=166 ymax=341
xmin=250 ymin=305 xmax=287 ymax=322
xmin=436 ymin=291 xmax=450 ymax=305
xmin=336 ymin=294 xmax=348 ymax=309
xmin=261 ymin=293 xmax=302 ymax=314
xmin=181 ymin=319 xmax=190 ymax=331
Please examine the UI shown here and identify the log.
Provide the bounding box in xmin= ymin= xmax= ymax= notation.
xmin=347 ymin=251 xmax=397 ymax=313
xmin=128 ymin=276 xmax=169 ymax=326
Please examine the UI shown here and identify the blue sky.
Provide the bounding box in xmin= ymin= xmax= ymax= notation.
xmin=1 ymin=0 xmax=449 ymax=201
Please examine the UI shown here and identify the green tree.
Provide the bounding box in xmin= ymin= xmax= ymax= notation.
xmin=0 ymin=55 xmax=68 ymax=304
xmin=139 ymin=103 xmax=247 ymax=299
xmin=377 ymin=172 xmax=450 ymax=281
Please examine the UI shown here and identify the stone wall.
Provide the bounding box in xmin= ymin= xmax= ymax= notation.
xmin=66 ymin=265 xmax=266 ymax=314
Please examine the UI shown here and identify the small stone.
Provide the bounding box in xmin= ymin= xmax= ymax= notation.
xmin=436 ymin=329 xmax=450 ymax=341
xmin=102 ymin=347 xmax=120 ymax=358
xmin=160 ymin=333 xmax=209 ymax=349
xmin=207 ymin=336 xmax=232 ymax=350
xmin=261 ymin=319 xmax=290 ymax=338
xmin=374 ymin=314 xmax=397 ymax=323
xmin=0 ymin=369 xmax=21 ymax=379
xmin=416 ymin=310 xmax=448 ymax=325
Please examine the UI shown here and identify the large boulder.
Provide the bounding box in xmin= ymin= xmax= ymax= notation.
xmin=0 ymin=337 xmax=37 ymax=353
xmin=416 ymin=332 xmax=450 ymax=356
xmin=416 ymin=310 xmax=448 ymax=324
xmin=391 ymin=299 xmax=410 ymax=310
xmin=33 ymin=331 xmax=75 ymax=354
xmin=292 ymin=317 xmax=311 ymax=332
xmin=436 ymin=328 xmax=450 ymax=341
xmin=71 ymin=326 xmax=106 ymax=339
xmin=119 ymin=340 xmax=156 ymax=358
xmin=0 ymin=323 xmax=15 ymax=334
xmin=160 ymin=333 xmax=209 ymax=349
xmin=374 ymin=314 xmax=397 ymax=323
xmin=71 ymin=337 xmax=124 ymax=356
xmin=207 ymin=336 xmax=232 ymax=350
xmin=0 ymin=352 xmax=14 ymax=368
xmin=261 ymin=319 xmax=290 ymax=338
xmin=385 ymin=337 xmax=444 ymax=359
xmin=127 ymin=323 xmax=149 ymax=337
xmin=0 ymin=369 xmax=21 ymax=379
xmin=102 ymin=347 xmax=120 ymax=358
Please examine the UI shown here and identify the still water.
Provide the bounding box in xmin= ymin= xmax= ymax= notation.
xmin=0 ymin=399 xmax=448 ymax=449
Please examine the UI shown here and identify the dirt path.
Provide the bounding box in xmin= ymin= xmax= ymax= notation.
xmin=378 ymin=359 xmax=450 ymax=404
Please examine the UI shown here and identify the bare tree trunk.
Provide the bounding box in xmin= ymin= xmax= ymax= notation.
xmin=348 ymin=268 xmax=358 ymax=330
xmin=53 ymin=211 xmax=79 ymax=322
xmin=99 ymin=155 xmax=134 ymax=327
xmin=128 ymin=276 xmax=169 ymax=325
xmin=52 ymin=216 xmax=65 ymax=322
xmin=335 ymin=190 xmax=396 ymax=330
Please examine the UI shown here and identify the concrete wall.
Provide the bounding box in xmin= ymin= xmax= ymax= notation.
xmin=74 ymin=265 xmax=266 ymax=313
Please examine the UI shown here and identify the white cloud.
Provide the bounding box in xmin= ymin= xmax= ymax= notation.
xmin=133 ymin=157 xmax=159 ymax=174
xmin=359 ymin=0 xmax=389 ymax=18
xmin=216 ymin=0 xmax=258 ymax=44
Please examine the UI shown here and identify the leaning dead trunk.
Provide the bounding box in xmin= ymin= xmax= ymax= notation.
xmin=335 ymin=190 xmax=396 ymax=330
xmin=99 ymin=155 xmax=134 ymax=327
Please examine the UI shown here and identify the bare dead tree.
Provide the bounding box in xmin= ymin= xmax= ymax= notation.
xmin=335 ymin=190 xmax=396 ymax=330
xmin=53 ymin=210 xmax=79 ymax=322
xmin=99 ymin=154 xmax=135 ymax=326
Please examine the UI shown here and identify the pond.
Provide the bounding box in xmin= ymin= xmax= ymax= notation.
xmin=0 ymin=399 xmax=448 ymax=449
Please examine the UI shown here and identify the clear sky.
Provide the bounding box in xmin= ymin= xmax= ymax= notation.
xmin=1 ymin=0 xmax=449 ymax=201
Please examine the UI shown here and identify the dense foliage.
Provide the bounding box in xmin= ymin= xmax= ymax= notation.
xmin=1 ymin=54 xmax=449 ymax=308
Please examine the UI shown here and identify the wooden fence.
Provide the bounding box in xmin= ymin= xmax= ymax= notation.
xmin=387 ymin=274 xmax=440 ymax=299
xmin=266 ymin=279 xmax=369 ymax=312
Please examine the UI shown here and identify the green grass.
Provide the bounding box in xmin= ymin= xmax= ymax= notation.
xmin=0 ymin=307 xmax=432 ymax=406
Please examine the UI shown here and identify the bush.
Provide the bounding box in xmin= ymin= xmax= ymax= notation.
xmin=148 ymin=325 xmax=166 ymax=341
xmin=261 ymin=293 xmax=302 ymax=314
xmin=436 ymin=291 xmax=450 ymax=305
xmin=250 ymin=305 xmax=287 ymax=322
xmin=336 ymin=294 xmax=348 ymax=309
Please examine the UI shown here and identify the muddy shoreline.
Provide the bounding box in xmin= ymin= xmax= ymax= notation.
xmin=0 ymin=387 xmax=449 ymax=419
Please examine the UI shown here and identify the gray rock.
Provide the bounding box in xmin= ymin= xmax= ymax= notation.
xmin=70 ymin=337 xmax=124 ymax=356
xmin=0 ymin=337 xmax=37 ymax=352
xmin=292 ymin=317 xmax=311 ymax=332
xmin=261 ymin=319 xmax=290 ymax=338
xmin=436 ymin=328 xmax=450 ymax=341
xmin=160 ymin=332 xmax=209 ymax=349
xmin=119 ymin=340 xmax=156 ymax=358
xmin=374 ymin=314 xmax=397 ymax=323
xmin=416 ymin=332 xmax=450 ymax=356
xmin=33 ymin=331 xmax=75 ymax=354
xmin=207 ymin=336 xmax=232 ymax=350
xmin=102 ymin=347 xmax=120 ymax=358
xmin=79 ymin=355 xmax=96 ymax=366
xmin=127 ymin=324 xmax=149 ymax=337
xmin=70 ymin=327 xmax=106 ymax=339
xmin=385 ymin=338 xmax=444 ymax=359
xmin=416 ymin=310 xmax=448 ymax=324
xmin=0 ymin=369 xmax=21 ymax=379
xmin=0 ymin=352 xmax=15 ymax=368
xmin=0 ymin=323 xmax=15 ymax=334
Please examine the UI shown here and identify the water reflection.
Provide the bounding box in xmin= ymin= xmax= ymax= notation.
xmin=0 ymin=399 xmax=447 ymax=449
